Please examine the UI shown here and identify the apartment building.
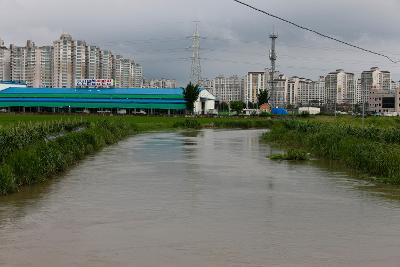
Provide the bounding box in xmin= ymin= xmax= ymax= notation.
xmin=325 ymin=69 xmax=355 ymax=105
xmin=143 ymin=79 xmax=177 ymax=88
xmin=297 ymin=78 xmax=313 ymax=106
xmin=361 ymin=67 xmax=391 ymax=104
xmin=0 ymin=38 xmax=11 ymax=81
xmin=99 ymin=50 xmax=114 ymax=80
xmin=38 ymin=46 xmax=53 ymax=88
xmin=86 ymin=45 xmax=100 ymax=80
xmin=272 ymin=74 xmax=288 ymax=107
xmin=285 ymin=77 xmax=311 ymax=106
xmin=9 ymin=44 xmax=27 ymax=83
xmin=355 ymin=78 xmax=362 ymax=104
xmin=245 ymin=72 xmax=266 ymax=104
xmin=2 ymin=34 xmax=143 ymax=88
xmin=53 ymin=33 xmax=74 ymax=87
xmin=71 ymin=40 xmax=87 ymax=84
xmin=309 ymin=76 xmax=326 ymax=106
xmin=24 ymin=40 xmax=40 ymax=88
xmin=211 ymin=75 xmax=244 ymax=102
xmin=133 ymin=63 xmax=143 ymax=87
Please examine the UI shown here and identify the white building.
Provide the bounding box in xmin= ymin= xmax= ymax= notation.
xmin=325 ymin=69 xmax=355 ymax=105
xmin=8 ymin=40 xmax=45 ymax=88
xmin=287 ymin=77 xmax=313 ymax=106
xmin=38 ymin=46 xmax=53 ymax=88
xmin=2 ymin=33 xmax=142 ymax=88
xmin=211 ymin=75 xmax=244 ymax=103
xmin=194 ymin=89 xmax=216 ymax=115
xmin=9 ymin=44 xmax=27 ymax=84
xmin=24 ymin=40 xmax=41 ymax=88
xmin=86 ymin=45 xmax=101 ymax=80
xmin=113 ymin=55 xmax=131 ymax=88
xmin=297 ymin=78 xmax=313 ymax=106
xmin=0 ymin=38 xmax=11 ymax=81
xmin=72 ymin=40 xmax=87 ymax=83
xmin=361 ymin=67 xmax=391 ymax=104
xmin=99 ymin=50 xmax=114 ymax=80
xmin=53 ymin=33 xmax=74 ymax=87
xmin=272 ymin=74 xmax=288 ymax=107
xmin=309 ymin=76 xmax=326 ymax=106
xmin=355 ymin=78 xmax=362 ymax=104
xmin=133 ymin=63 xmax=143 ymax=87
xmin=143 ymin=79 xmax=177 ymax=88
xmin=245 ymin=71 xmax=266 ymax=104
xmin=113 ymin=56 xmax=142 ymax=88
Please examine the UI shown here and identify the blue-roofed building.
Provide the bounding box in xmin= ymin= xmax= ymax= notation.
xmin=0 ymin=84 xmax=186 ymax=114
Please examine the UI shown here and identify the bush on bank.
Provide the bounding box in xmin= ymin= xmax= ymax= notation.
xmin=0 ymin=120 xmax=136 ymax=195
xmin=0 ymin=120 xmax=89 ymax=164
xmin=172 ymin=118 xmax=273 ymax=130
xmin=173 ymin=119 xmax=202 ymax=129
xmin=270 ymin=148 xmax=310 ymax=161
xmin=263 ymin=120 xmax=400 ymax=185
xmin=212 ymin=119 xmax=273 ymax=129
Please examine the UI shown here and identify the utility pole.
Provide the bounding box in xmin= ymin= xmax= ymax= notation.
xmin=190 ymin=22 xmax=202 ymax=85
xmin=269 ymin=32 xmax=278 ymax=109
xmin=362 ymin=99 xmax=365 ymax=127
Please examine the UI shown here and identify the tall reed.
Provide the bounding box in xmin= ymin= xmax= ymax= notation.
xmin=264 ymin=120 xmax=400 ymax=185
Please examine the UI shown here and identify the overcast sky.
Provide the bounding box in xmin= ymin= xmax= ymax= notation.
xmin=1 ymin=0 xmax=400 ymax=85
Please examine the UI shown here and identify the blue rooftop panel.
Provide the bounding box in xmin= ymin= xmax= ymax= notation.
xmin=0 ymin=87 xmax=184 ymax=95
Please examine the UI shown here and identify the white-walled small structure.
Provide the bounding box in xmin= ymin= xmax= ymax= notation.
xmin=194 ymin=89 xmax=217 ymax=115
xmin=299 ymin=107 xmax=321 ymax=115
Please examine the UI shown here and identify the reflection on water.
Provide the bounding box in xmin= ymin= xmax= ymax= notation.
xmin=1 ymin=129 xmax=400 ymax=267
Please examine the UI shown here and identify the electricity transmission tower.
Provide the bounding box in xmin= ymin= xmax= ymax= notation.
xmin=269 ymin=32 xmax=278 ymax=108
xmin=190 ymin=22 xmax=202 ymax=85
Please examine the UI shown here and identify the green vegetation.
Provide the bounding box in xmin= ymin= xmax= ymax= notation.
xmin=270 ymin=148 xmax=310 ymax=161
xmin=212 ymin=118 xmax=273 ymax=129
xmin=264 ymin=119 xmax=400 ymax=185
xmin=230 ymin=101 xmax=246 ymax=114
xmin=183 ymin=82 xmax=201 ymax=112
xmin=257 ymin=89 xmax=270 ymax=107
xmin=0 ymin=119 xmax=136 ymax=195
xmin=173 ymin=119 xmax=202 ymax=129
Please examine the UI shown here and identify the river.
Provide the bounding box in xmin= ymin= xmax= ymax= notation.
xmin=1 ymin=129 xmax=400 ymax=267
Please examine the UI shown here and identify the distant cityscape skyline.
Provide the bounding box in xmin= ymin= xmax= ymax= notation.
xmin=0 ymin=34 xmax=143 ymax=88
xmin=1 ymin=0 xmax=399 ymax=85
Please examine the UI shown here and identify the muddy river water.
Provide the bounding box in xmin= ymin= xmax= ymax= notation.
xmin=1 ymin=129 xmax=400 ymax=266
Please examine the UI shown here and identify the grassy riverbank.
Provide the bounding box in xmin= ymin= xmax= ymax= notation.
xmin=263 ymin=119 xmax=400 ymax=185
xmin=0 ymin=114 xmax=272 ymax=195
xmin=0 ymin=119 xmax=136 ymax=195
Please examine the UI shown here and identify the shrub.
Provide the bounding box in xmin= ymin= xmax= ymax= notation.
xmin=0 ymin=164 xmax=16 ymax=195
xmin=270 ymin=148 xmax=310 ymax=161
xmin=173 ymin=119 xmax=201 ymax=129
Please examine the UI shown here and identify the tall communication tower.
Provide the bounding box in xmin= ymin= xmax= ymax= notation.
xmin=269 ymin=32 xmax=278 ymax=108
xmin=190 ymin=22 xmax=202 ymax=85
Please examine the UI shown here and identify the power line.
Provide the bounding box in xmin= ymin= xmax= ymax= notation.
xmin=232 ymin=0 xmax=400 ymax=63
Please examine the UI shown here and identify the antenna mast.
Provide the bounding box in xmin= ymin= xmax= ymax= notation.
xmin=269 ymin=32 xmax=278 ymax=107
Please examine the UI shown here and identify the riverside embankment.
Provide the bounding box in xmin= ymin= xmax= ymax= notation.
xmin=0 ymin=115 xmax=273 ymax=195
xmin=263 ymin=118 xmax=400 ymax=185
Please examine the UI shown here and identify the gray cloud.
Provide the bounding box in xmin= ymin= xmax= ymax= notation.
xmin=1 ymin=0 xmax=399 ymax=85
